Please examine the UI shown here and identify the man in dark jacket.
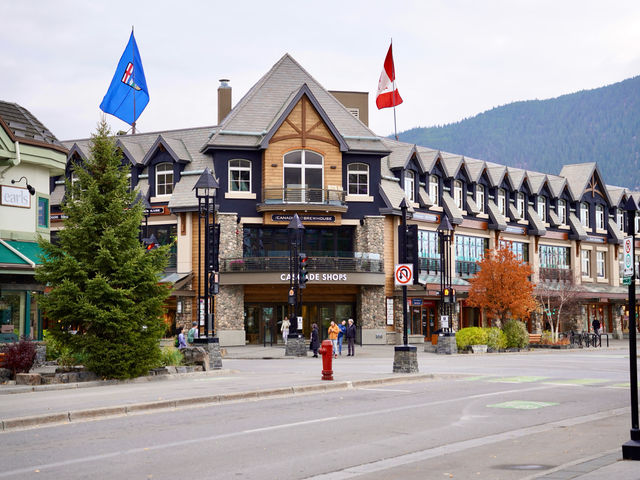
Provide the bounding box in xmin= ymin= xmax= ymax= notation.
xmin=346 ymin=318 xmax=356 ymax=356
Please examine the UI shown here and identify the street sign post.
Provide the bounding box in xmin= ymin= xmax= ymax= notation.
xmin=394 ymin=263 xmax=413 ymax=287
xmin=624 ymin=236 xmax=634 ymax=278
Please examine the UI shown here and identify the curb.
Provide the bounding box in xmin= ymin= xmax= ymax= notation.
xmin=0 ymin=373 xmax=461 ymax=432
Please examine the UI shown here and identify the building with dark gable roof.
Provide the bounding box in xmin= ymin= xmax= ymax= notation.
xmin=0 ymin=101 xmax=67 ymax=341
xmin=50 ymin=54 xmax=639 ymax=346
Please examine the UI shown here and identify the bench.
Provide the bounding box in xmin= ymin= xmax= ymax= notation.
xmin=0 ymin=352 xmax=6 ymax=368
xmin=528 ymin=333 xmax=542 ymax=344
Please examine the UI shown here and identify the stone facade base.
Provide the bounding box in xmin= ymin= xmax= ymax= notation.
xmin=285 ymin=335 xmax=308 ymax=357
xmin=408 ymin=334 xmax=424 ymax=344
xmin=437 ymin=334 xmax=458 ymax=355
xmin=217 ymin=329 xmax=246 ymax=347
xmin=182 ymin=347 xmax=210 ymax=371
xmin=393 ymin=346 xmax=419 ymax=373
xmin=193 ymin=338 xmax=223 ymax=369
xmin=361 ymin=328 xmax=387 ymax=345
xmin=386 ymin=331 xmax=397 ymax=345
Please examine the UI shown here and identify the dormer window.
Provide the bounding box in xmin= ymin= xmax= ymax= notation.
xmin=475 ymin=184 xmax=485 ymax=213
xmin=635 ymin=212 xmax=640 ymax=234
xmin=156 ymin=162 xmax=174 ymax=196
xmin=497 ymin=188 xmax=506 ymax=216
xmin=347 ymin=163 xmax=369 ymax=196
xmin=537 ymin=195 xmax=547 ymax=222
xmin=404 ymin=171 xmax=415 ymax=202
xmin=429 ymin=175 xmax=439 ymax=206
xmin=616 ymin=208 xmax=624 ymax=231
xmin=595 ymin=204 xmax=605 ymax=230
xmin=516 ymin=192 xmax=525 ymax=219
xmin=229 ymin=159 xmax=251 ymax=192
xmin=558 ymin=199 xmax=567 ymax=225
xmin=580 ymin=202 xmax=590 ymax=228
xmin=454 ymin=180 xmax=463 ymax=210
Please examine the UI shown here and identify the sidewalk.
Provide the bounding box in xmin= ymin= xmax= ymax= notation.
xmin=1 ymin=342 xmax=639 ymax=478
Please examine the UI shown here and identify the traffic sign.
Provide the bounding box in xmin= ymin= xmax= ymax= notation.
xmin=394 ymin=263 xmax=413 ymax=286
xmin=624 ymin=236 xmax=634 ymax=278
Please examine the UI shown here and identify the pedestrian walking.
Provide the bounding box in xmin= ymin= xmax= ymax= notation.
xmin=176 ymin=326 xmax=187 ymax=350
xmin=281 ymin=317 xmax=291 ymax=345
xmin=592 ymin=318 xmax=601 ymax=336
xmin=328 ymin=320 xmax=340 ymax=358
xmin=187 ymin=321 xmax=199 ymax=344
xmin=346 ymin=318 xmax=356 ymax=356
xmin=338 ymin=320 xmax=346 ymax=355
xmin=310 ymin=323 xmax=320 ymax=357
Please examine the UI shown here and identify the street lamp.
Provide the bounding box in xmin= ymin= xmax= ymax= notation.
xmin=437 ymin=215 xmax=454 ymax=333
xmin=622 ymin=196 xmax=640 ymax=460
xmin=193 ymin=168 xmax=219 ymax=339
xmin=11 ymin=176 xmax=36 ymax=196
xmin=285 ymin=213 xmax=306 ymax=356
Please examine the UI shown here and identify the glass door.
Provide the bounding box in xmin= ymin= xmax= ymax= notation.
xmin=262 ymin=307 xmax=274 ymax=346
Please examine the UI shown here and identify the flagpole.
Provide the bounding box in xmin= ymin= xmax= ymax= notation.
xmin=391 ymin=38 xmax=398 ymax=140
xmin=131 ymin=26 xmax=136 ymax=134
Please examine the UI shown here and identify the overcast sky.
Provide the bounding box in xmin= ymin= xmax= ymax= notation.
xmin=3 ymin=0 xmax=640 ymax=142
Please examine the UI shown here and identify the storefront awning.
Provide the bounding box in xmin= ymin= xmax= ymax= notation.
xmin=0 ymin=240 xmax=44 ymax=272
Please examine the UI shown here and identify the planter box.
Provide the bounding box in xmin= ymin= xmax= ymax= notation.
xmin=471 ymin=344 xmax=488 ymax=354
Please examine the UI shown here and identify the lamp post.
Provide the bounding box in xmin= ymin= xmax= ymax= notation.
xmin=285 ymin=214 xmax=306 ymax=356
xmin=393 ymin=199 xmax=418 ymax=372
xmin=193 ymin=168 xmax=219 ymax=339
xmin=437 ymin=215 xmax=454 ymax=332
xmin=623 ymin=196 xmax=640 ymax=460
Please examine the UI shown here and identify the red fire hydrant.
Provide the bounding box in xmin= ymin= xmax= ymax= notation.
xmin=318 ymin=339 xmax=334 ymax=381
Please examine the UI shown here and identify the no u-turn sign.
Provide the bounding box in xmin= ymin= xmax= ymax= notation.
xmin=394 ymin=263 xmax=413 ymax=286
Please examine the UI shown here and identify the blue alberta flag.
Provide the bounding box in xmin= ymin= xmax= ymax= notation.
xmin=100 ymin=32 xmax=149 ymax=125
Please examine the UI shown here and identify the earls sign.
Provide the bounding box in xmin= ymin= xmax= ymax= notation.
xmin=1 ymin=185 xmax=31 ymax=208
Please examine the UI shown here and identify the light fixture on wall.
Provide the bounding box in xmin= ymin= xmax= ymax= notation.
xmin=11 ymin=176 xmax=35 ymax=196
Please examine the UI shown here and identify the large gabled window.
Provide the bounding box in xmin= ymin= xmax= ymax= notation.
xmin=156 ymin=162 xmax=174 ymax=196
xmin=284 ymin=150 xmax=323 ymax=202
xmin=557 ymin=199 xmax=567 ymax=225
xmin=229 ymin=159 xmax=251 ymax=192
xmin=537 ymin=195 xmax=547 ymax=222
xmin=595 ymin=204 xmax=605 ymax=230
xmin=347 ymin=163 xmax=369 ymax=196
xmin=516 ymin=192 xmax=525 ymax=219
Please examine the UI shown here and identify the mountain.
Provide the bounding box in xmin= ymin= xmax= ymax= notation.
xmin=397 ymin=76 xmax=640 ymax=190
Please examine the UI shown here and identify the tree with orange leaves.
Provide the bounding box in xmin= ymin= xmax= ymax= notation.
xmin=467 ymin=244 xmax=537 ymax=327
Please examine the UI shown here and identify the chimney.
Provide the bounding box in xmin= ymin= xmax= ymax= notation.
xmin=218 ymin=79 xmax=232 ymax=124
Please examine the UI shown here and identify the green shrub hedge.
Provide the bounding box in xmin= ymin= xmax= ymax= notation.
xmin=456 ymin=327 xmax=488 ymax=350
xmin=485 ymin=327 xmax=507 ymax=350
xmin=503 ymin=319 xmax=529 ymax=348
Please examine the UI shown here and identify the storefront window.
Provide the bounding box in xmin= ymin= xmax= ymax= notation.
xmin=539 ymin=245 xmax=570 ymax=269
xmin=455 ymin=235 xmax=488 ymax=276
xmin=243 ymin=226 xmax=355 ymax=258
xmin=499 ymin=239 xmax=529 ymax=262
xmin=418 ymin=230 xmax=440 ymax=272
xmin=146 ymin=224 xmax=177 ymax=268
xmin=0 ymin=293 xmax=22 ymax=338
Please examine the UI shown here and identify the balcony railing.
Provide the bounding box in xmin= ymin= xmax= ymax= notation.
xmin=456 ymin=260 xmax=481 ymax=277
xmin=220 ymin=256 xmax=383 ymax=273
xmin=419 ymin=257 xmax=442 ymax=275
xmin=539 ymin=267 xmax=572 ymax=282
xmin=262 ymin=187 xmax=346 ymax=206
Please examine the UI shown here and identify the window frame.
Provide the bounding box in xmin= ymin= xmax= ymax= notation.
xmin=347 ymin=163 xmax=369 ymax=196
xmin=516 ymin=192 xmax=525 ymax=219
xmin=453 ymin=180 xmax=463 ymax=210
xmin=581 ymin=249 xmax=591 ymax=277
xmin=595 ymin=204 xmax=605 ymax=230
xmin=596 ymin=250 xmax=606 ymax=278
xmin=155 ymin=162 xmax=174 ymax=196
xmin=429 ymin=175 xmax=439 ymax=206
xmin=283 ymin=150 xmax=324 ymax=202
xmin=37 ymin=196 xmax=49 ymax=230
xmin=616 ymin=208 xmax=624 ymax=231
xmin=228 ymin=159 xmax=252 ymax=193
xmin=475 ymin=184 xmax=485 ymax=213
xmin=580 ymin=202 xmax=590 ymax=228
xmin=404 ymin=170 xmax=415 ymax=203
xmin=497 ymin=188 xmax=506 ymax=216
xmin=557 ymin=199 xmax=567 ymax=225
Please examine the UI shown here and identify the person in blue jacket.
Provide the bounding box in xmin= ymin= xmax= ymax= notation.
xmin=338 ymin=320 xmax=346 ymax=355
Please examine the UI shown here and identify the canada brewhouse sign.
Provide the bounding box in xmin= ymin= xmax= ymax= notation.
xmin=271 ymin=214 xmax=335 ymax=223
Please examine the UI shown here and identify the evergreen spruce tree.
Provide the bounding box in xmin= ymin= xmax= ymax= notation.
xmin=36 ymin=120 xmax=170 ymax=379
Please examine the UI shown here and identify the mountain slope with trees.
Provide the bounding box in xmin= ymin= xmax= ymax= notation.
xmin=398 ymin=76 xmax=640 ymax=190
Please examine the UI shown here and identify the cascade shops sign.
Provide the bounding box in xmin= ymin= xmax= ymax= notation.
xmin=220 ymin=270 xmax=384 ymax=286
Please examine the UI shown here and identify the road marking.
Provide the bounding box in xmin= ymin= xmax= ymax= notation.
xmin=487 ymin=400 xmax=558 ymax=410
xmin=357 ymin=388 xmax=412 ymax=393
xmin=0 ymin=384 xmax=554 ymax=478
xmin=302 ymin=408 xmax=629 ymax=480
xmin=489 ymin=376 xmax=549 ymax=383
xmin=545 ymin=378 xmax=608 ymax=386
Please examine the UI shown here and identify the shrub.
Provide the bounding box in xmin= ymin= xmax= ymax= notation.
xmin=43 ymin=329 xmax=63 ymax=361
xmin=503 ymin=319 xmax=529 ymax=348
xmin=1 ymin=340 xmax=37 ymax=378
xmin=541 ymin=331 xmax=553 ymax=344
xmin=485 ymin=327 xmax=507 ymax=350
xmin=159 ymin=347 xmax=183 ymax=367
xmin=456 ymin=327 xmax=487 ymax=350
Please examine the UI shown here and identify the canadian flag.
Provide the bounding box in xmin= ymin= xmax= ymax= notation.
xmin=376 ymin=44 xmax=403 ymax=109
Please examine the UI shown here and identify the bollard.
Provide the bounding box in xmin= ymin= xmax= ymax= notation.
xmin=317 ymin=339 xmax=334 ymax=381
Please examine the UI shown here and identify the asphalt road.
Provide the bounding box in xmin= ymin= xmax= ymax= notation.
xmin=0 ymin=349 xmax=635 ymax=480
